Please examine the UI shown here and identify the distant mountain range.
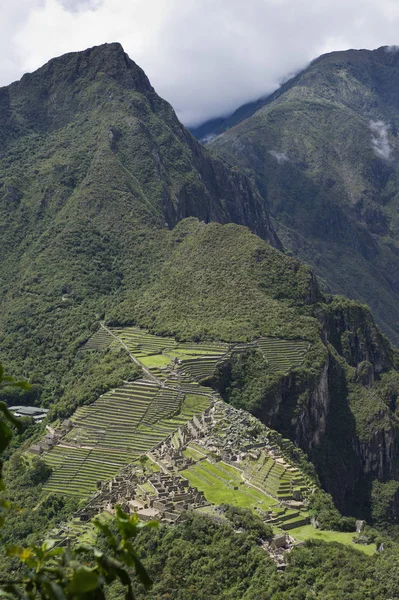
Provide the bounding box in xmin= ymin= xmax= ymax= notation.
xmin=192 ymin=46 xmax=399 ymax=345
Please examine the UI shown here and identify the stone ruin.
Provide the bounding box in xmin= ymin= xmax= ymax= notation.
xmin=264 ymin=533 xmax=304 ymax=569
xmin=41 ymin=398 xmax=312 ymax=566
xmin=28 ymin=420 xmax=73 ymax=455
xmin=76 ymin=467 xmax=208 ymax=524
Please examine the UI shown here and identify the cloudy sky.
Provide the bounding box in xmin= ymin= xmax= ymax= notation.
xmin=2 ymin=0 xmax=399 ymax=125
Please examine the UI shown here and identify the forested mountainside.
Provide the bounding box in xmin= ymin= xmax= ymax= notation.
xmin=0 ymin=42 xmax=278 ymax=412
xmin=3 ymin=43 xmax=399 ymax=598
xmin=198 ymin=46 xmax=399 ymax=346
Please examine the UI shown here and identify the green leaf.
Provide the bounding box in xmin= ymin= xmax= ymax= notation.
xmin=7 ymin=546 xmax=35 ymax=561
xmin=132 ymin=556 xmax=153 ymax=589
xmin=46 ymin=548 xmax=65 ymax=558
xmin=40 ymin=580 xmax=66 ymax=600
xmin=0 ymin=422 xmax=12 ymax=454
xmin=68 ymin=567 xmax=101 ymax=594
xmin=42 ymin=539 xmax=57 ymax=552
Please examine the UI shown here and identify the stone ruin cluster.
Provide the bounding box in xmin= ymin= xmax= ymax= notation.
xmin=264 ymin=533 xmax=304 ymax=569
xmin=77 ymin=468 xmax=208 ymax=524
xmin=74 ymin=404 xmax=218 ymax=523
xmin=74 ymin=400 xmax=288 ymax=526
xmin=43 ymin=399 xmax=311 ymax=566
xmin=28 ymin=420 xmax=73 ymax=454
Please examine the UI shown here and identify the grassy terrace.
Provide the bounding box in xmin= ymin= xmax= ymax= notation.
xmin=288 ymin=524 xmax=376 ymax=555
xmin=177 ymin=355 xmax=225 ymax=382
xmin=84 ymin=329 xmax=113 ymax=350
xmin=43 ymin=383 xmax=211 ymax=497
xmin=255 ymin=338 xmax=310 ymax=372
xmin=109 ymin=327 xmax=177 ymax=356
xmin=180 ymin=452 xmax=309 ymax=530
xmin=181 ymin=459 xmax=278 ymax=512
xmin=43 ymin=446 xmax=129 ymax=496
xmin=107 ymin=326 xmax=309 ymax=383
xmin=244 ymin=453 xmax=308 ymax=501
xmin=109 ymin=326 xmax=229 ymax=380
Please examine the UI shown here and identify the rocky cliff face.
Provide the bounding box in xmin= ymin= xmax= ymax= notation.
xmin=218 ymin=298 xmax=399 ymax=518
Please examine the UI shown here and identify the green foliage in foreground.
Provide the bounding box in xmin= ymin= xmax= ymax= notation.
xmin=127 ymin=512 xmax=276 ymax=600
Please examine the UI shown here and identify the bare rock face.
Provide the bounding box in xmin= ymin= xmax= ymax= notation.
xmin=356 ymin=520 xmax=366 ymax=533
xmin=218 ymin=297 xmax=399 ymax=519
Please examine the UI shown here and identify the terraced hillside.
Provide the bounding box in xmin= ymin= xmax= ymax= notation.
xmin=109 ymin=328 xmax=177 ymax=357
xmin=244 ymin=452 xmax=309 ymax=502
xmin=256 ymin=338 xmax=309 ymax=372
xmin=84 ymin=329 xmax=113 ymax=350
xmin=179 ymin=447 xmax=310 ymax=531
xmin=42 ymin=382 xmax=211 ymax=497
xmin=41 ymin=326 xmax=311 ymax=498
xmin=107 ymin=326 xmax=309 ymax=381
xmin=43 ymin=447 xmax=129 ymax=497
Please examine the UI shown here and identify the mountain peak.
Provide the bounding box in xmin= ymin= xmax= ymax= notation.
xmin=310 ymin=44 xmax=399 ymax=71
xmin=17 ymin=42 xmax=153 ymax=94
xmin=0 ymin=43 xmax=154 ymax=136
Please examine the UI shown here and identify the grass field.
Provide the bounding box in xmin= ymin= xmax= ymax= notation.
xmin=181 ymin=459 xmax=278 ymax=512
xmin=289 ymin=524 xmax=376 ymax=555
xmin=139 ymin=354 xmax=173 ymax=368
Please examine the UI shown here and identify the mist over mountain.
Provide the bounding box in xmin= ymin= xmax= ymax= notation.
xmin=195 ymin=46 xmax=399 ymax=345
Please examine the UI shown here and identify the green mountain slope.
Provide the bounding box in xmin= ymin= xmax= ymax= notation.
xmin=1 ymin=44 xmax=399 ymax=525
xmin=205 ymin=46 xmax=399 ymax=344
xmin=0 ymin=42 xmax=278 ymax=404
xmin=113 ymin=218 xmax=399 ymax=517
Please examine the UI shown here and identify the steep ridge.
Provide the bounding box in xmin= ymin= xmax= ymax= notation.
xmin=204 ymin=46 xmax=399 ymax=344
xmin=0 ymin=43 xmax=278 ymax=394
xmin=0 ymin=42 xmax=278 ymax=254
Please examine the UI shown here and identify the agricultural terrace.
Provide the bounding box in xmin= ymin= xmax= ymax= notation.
xmin=42 ymin=326 xmax=311 ymax=498
xmin=84 ymin=328 xmax=113 ymax=350
xmin=244 ymin=452 xmax=309 ymax=501
xmin=107 ymin=326 xmax=310 ymax=382
xmin=180 ymin=443 xmax=309 ymax=531
xmin=42 ymin=380 xmax=211 ymax=497
xmin=256 ymin=338 xmax=310 ymax=372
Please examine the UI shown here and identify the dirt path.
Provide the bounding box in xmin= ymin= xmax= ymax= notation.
xmin=100 ymin=322 xmax=162 ymax=385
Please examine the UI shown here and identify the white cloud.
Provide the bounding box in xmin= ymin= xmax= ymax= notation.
xmin=3 ymin=0 xmax=399 ymax=125
xmin=201 ymin=133 xmax=219 ymax=145
xmin=370 ymin=120 xmax=393 ymax=160
xmin=269 ymin=150 xmax=289 ymax=164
